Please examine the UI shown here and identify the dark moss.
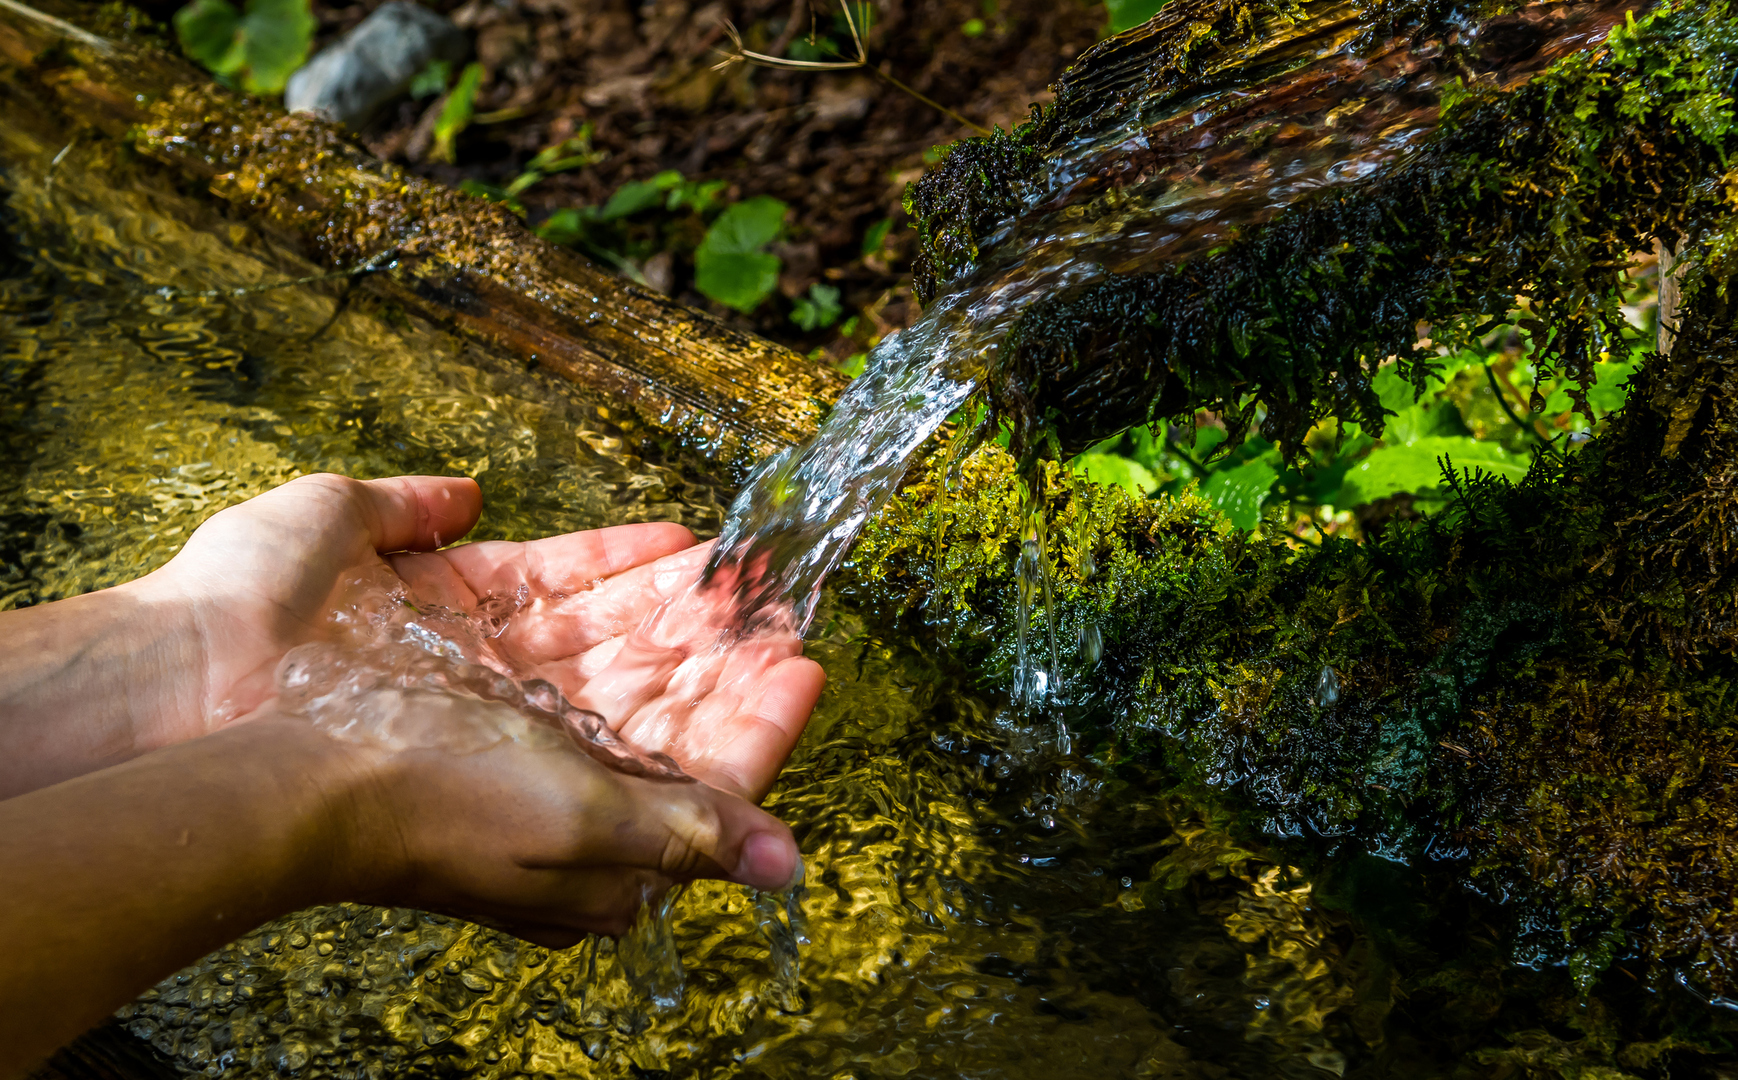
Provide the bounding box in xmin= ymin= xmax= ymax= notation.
xmin=852 ymin=262 xmax=1738 ymax=1015
xmin=908 ymin=0 xmax=1738 ymax=462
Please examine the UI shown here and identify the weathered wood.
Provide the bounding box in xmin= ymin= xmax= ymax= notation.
xmin=0 ymin=0 xmax=847 ymax=471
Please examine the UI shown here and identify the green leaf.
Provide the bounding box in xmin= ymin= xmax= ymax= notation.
xmin=1584 ymin=357 xmax=1639 ymax=415
xmin=174 ymin=0 xmax=241 ymax=71
xmin=601 ymin=171 xmax=684 ymax=220
xmin=700 ymin=196 xmax=788 ymax=254
xmin=1338 ymin=436 xmax=1530 ymax=507
xmin=1200 ymin=456 xmax=1279 ymax=530
xmin=430 ymin=62 xmax=484 ymax=164
xmin=694 ymin=197 xmax=789 ymax=312
xmin=695 ymin=252 xmax=782 ymax=312
xmin=1073 ymin=452 xmax=1159 ymax=496
xmin=1105 ymin=0 xmax=1167 ymax=34
xmin=175 ymin=0 xmax=313 ymax=92
xmin=790 ymin=283 xmax=843 ymax=331
xmin=237 ymin=0 xmax=315 ymax=91
xmin=534 ymin=207 xmax=595 ymax=247
xmin=1384 ymin=400 xmax=1472 ymax=443
xmin=409 ymin=58 xmax=450 ymax=99
xmin=861 ymin=217 xmax=893 ymax=257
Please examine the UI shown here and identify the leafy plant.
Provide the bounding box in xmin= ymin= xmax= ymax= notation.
xmin=693 ymin=196 xmax=789 ymax=312
xmin=1105 ymin=0 xmax=1167 ymax=34
xmin=174 ymin=0 xmax=315 ymax=93
xmin=429 ymin=61 xmax=484 ymax=165
xmin=458 ymin=128 xmax=607 ymax=213
xmin=791 ymin=283 xmax=843 ymax=330
xmin=1073 ymin=309 xmax=1647 ymax=536
xmin=860 ymin=217 xmax=894 ymax=258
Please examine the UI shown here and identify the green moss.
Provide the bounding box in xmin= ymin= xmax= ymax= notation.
xmin=853 ymin=283 xmax=1738 ymax=1009
xmin=908 ymin=0 xmax=1738 ymax=462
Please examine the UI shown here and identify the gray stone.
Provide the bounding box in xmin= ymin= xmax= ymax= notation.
xmin=285 ymin=2 xmax=468 ymax=130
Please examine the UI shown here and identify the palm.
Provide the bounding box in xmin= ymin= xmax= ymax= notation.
xmin=392 ymin=535 xmax=822 ymax=801
xmin=160 ymin=475 xmax=822 ymax=800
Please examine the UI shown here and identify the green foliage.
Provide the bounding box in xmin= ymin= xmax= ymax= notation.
xmin=408 ymin=58 xmax=450 ymax=99
xmin=1072 ymin=451 xmax=1158 ymax=494
xmin=429 ymin=61 xmax=483 ymax=165
xmin=535 ymin=170 xmax=728 ymax=288
xmin=860 ymin=217 xmax=893 ymax=258
xmin=1072 ymin=318 xmax=1642 ymax=532
xmin=791 ymin=283 xmax=843 ymax=331
xmin=910 ymin=0 xmax=1738 ymax=472
xmin=1105 ymin=0 xmax=1167 ymax=34
xmin=173 ymin=0 xmax=314 ymax=93
xmin=694 ymin=196 xmax=789 ymax=312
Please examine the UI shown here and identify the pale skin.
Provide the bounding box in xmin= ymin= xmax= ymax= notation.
xmin=0 ymin=473 xmax=826 ymax=1076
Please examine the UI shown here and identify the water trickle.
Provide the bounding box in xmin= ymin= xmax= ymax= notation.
xmin=617 ymin=888 xmax=687 ymax=1010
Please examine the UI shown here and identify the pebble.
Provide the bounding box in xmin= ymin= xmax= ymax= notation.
xmin=285 ymin=2 xmax=468 ymax=130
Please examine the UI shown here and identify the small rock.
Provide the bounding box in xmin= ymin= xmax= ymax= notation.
xmin=285 ymin=2 xmax=469 ymax=131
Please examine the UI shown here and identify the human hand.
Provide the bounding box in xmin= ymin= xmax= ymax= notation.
xmin=328 ymin=698 xmax=805 ymax=945
xmin=155 ymin=472 xmax=824 ymax=798
xmin=389 ymin=538 xmax=826 ymax=800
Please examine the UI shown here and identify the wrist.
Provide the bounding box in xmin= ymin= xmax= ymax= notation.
xmin=0 ymin=578 xmax=204 ymax=798
xmin=232 ymin=715 xmax=407 ymax=906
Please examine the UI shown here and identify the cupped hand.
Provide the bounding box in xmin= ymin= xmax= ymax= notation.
xmin=336 ymin=698 xmax=805 ymax=946
xmin=143 ymin=472 xmax=825 ymax=802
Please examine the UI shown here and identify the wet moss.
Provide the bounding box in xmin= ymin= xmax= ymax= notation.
xmin=852 ymin=278 xmax=1738 ymax=1008
xmin=909 ymin=0 xmax=1738 ymax=461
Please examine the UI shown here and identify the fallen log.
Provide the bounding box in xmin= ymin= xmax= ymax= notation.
xmin=0 ymin=0 xmax=846 ymax=472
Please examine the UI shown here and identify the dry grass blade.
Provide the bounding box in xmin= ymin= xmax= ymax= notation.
xmin=714 ymin=0 xmax=992 ymax=135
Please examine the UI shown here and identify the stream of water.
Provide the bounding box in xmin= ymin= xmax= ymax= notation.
xmin=0 ymin=0 xmax=1690 ymax=1074
xmin=690 ymin=0 xmax=1644 ymax=701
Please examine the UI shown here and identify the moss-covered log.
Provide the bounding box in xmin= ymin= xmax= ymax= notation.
xmin=907 ymin=0 xmax=1725 ymax=461
xmin=0 ymin=0 xmax=846 ymax=470
xmin=864 ymin=0 xmax=1738 ymax=1015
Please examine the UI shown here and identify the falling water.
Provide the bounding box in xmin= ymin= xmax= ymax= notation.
xmin=668 ymin=0 xmax=1642 ymax=702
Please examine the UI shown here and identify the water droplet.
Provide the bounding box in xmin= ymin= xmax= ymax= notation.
xmin=1078 ymin=622 xmax=1103 ymax=664
xmin=1315 ymin=664 xmax=1340 ymax=707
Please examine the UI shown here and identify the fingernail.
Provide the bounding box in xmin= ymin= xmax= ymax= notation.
xmin=737 ymin=832 xmax=803 ymax=892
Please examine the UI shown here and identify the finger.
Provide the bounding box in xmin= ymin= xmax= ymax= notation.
xmin=352 ymin=475 xmax=482 ymax=553
xmin=550 ymin=770 xmax=803 ymax=893
xmin=387 ymin=549 xmax=480 ymax=611
xmin=689 ymin=657 xmax=827 ymax=801
xmin=436 ymin=523 xmax=698 ymax=601
xmin=504 ymin=542 xmax=716 ymax=665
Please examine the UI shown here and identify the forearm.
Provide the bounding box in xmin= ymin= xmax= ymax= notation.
xmin=0 ymin=579 xmax=203 ymax=799
xmin=0 ymin=716 xmax=374 ymax=1074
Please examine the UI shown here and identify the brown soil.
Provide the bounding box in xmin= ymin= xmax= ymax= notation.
xmin=310 ymin=0 xmax=1103 ymax=359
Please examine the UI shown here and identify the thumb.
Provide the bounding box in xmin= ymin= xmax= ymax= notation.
xmin=590 ymin=772 xmax=804 ymax=893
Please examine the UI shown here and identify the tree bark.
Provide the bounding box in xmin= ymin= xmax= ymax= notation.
xmin=0 ymin=0 xmax=847 ymax=472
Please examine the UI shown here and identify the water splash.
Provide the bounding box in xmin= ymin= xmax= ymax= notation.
xmin=277 ymin=566 xmax=690 ymax=780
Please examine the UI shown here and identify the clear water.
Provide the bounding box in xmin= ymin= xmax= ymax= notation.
xmin=0 ymin=149 xmax=1421 ymax=1079
xmin=0 ymin=1 xmax=1690 ymax=1073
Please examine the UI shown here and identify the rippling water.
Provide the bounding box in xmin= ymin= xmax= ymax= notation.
xmin=2 ymin=154 xmax=1434 ymax=1079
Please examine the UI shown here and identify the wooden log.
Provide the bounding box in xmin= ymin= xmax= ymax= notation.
xmin=0 ymin=0 xmax=847 ymax=472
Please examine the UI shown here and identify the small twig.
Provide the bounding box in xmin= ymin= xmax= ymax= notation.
xmin=153 ymin=247 xmax=401 ymax=301
xmin=1484 ymin=363 xmax=1566 ymax=461
xmin=714 ymin=0 xmax=991 ymax=136
xmin=0 ymin=0 xmax=114 ymax=53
